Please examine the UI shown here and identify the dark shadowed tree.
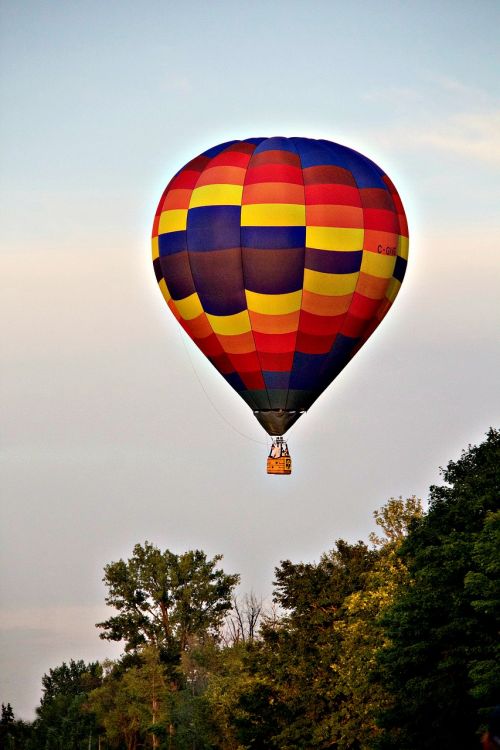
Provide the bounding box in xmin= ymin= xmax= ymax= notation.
xmin=374 ymin=428 xmax=500 ymax=750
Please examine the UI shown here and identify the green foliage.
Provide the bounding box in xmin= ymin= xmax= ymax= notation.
xmin=28 ymin=660 xmax=102 ymax=750
xmin=374 ymin=428 xmax=500 ymax=749
xmin=96 ymin=543 xmax=240 ymax=664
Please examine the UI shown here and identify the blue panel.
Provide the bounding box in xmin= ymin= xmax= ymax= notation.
xmin=187 ymin=206 xmax=241 ymax=251
xmin=241 ymin=226 xmax=305 ymax=249
xmin=244 ymin=137 xmax=267 ymax=146
xmin=223 ymin=371 xmax=246 ymax=392
xmin=263 ymin=371 xmax=291 ymax=390
xmin=202 ymin=140 xmax=239 ymax=158
xmin=253 ymin=136 xmax=296 ymax=153
xmin=305 ymin=248 xmax=363 ymax=274
xmin=291 ymin=138 xmax=336 ymax=167
xmin=393 ymin=255 xmax=407 ymax=283
xmin=288 ymin=352 xmax=330 ymax=390
xmin=158 ymin=231 xmax=187 ymax=256
xmin=322 ymin=141 xmax=387 ymax=189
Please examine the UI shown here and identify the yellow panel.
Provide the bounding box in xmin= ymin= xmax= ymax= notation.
xmin=190 ymin=183 xmax=243 ymax=208
xmin=306 ymin=226 xmax=364 ymax=251
xmin=175 ymin=293 xmax=204 ymax=321
xmin=241 ymin=203 xmax=305 ymax=226
xmin=386 ymin=277 xmax=401 ymax=303
xmin=158 ymin=278 xmax=171 ymax=303
xmin=303 ymin=269 xmax=359 ymax=296
xmin=152 ymin=236 xmax=159 ymax=260
xmin=206 ymin=310 xmax=251 ymax=335
xmin=361 ymin=251 xmax=396 ymax=279
xmin=245 ymin=289 xmax=302 ymax=315
xmin=158 ymin=209 xmax=188 ymax=234
xmin=398 ymin=235 xmax=409 ymax=260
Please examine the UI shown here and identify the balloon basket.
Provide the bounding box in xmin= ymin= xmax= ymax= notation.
xmin=267 ymin=437 xmax=292 ymax=475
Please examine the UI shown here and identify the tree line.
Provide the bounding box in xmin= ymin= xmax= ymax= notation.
xmin=1 ymin=428 xmax=499 ymax=749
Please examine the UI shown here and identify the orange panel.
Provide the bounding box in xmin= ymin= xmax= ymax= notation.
xmin=242 ymin=182 xmax=305 ymax=205
xmin=301 ymin=290 xmax=352 ymax=316
xmin=217 ymin=331 xmax=255 ymax=354
xmin=249 ymin=310 xmax=300 ymax=334
xmin=195 ymin=166 xmax=246 ymax=187
xmin=163 ymin=188 xmax=192 ymax=210
xmin=183 ymin=312 xmax=213 ymax=339
xmin=306 ymin=204 xmax=363 ymax=228
xmin=363 ymin=229 xmax=398 ymax=255
xmin=356 ymin=273 xmax=389 ymax=300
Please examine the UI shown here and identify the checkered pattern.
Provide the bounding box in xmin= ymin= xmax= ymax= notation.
xmin=152 ymin=137 xmax=408 ymax=435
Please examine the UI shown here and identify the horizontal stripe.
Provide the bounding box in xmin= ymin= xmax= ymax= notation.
xmin=250 ymin=148 xmax=301 ymax=167
xmin=162 ymin=188 xmax=193 ymax=210
xmin=306 ymin=204 xmax=363 ymax=228
xmin=217 ymin=331 xmax=256 ymax=354
xmin=385 ymin=278 xmax=401 ymax=302
xmin=348 ymin=293 xmax=383 ymax=320
xmin=242 ymin=247 xmax=304 ymax=295
xmin=158 ymin=252 xmax=195 ymax=301
xmin=296 ymin=331 xmax=335 ymax=354
xmin=174 ymin=292 xmax=204 ymax=320
xmin=244 ymin=164 xmax=303 ymax=185
xmin=305 ymin=248 xmax=362 ymax=275
xmin=359 ymin=188 xmax=395 ymax=210
xmin=208 ymin=151 xmax=252 ymax=168
xmin=183 ymin=312 xmax=213 ymax=339
xmin=188 ymin=247 xmax=246 ymax=316
xmin=363 ymin=229 xmax=399 ymax=254
xmin=168 ymin=169 xmax=206 ymax=191
xmin=363 ymin=208 xmax=399 ymax=233
xmin=158 ymin=277 xmax=171 ymax=303
xmin=298 ymin=310 xmax=344 ymax=335
xmin=190 ymin=183 xmax=243 ymax=207
xmin=356 ymin=272 xmax=389 ymax=299
xmin=158 ymin=231 xmax=187 ymax=256
xmin=301 ymin=290 xmax=352 ymax=315
xmin=398 ymin=235 xmax=409 ymax=260
xmin=227 ymin=351 xmax=261 ymax=372
xmin=302 ymin=165 xmax=357 ymax=187
xmin=253 ymin=331 xmax=296 ymax=353
xmin=260 ymin=352 xmax=294 ymax=373
xmin=341 ymin=315 xmax=370 ymax=339
xmin=241 ymin=203 xmax=306 ymax=226
xmin=158 ymin=209 xmax=188 ymax=234
xmin=241 ymin=226 xmax=305 ymax=249
xmin=249 ymin=310 xmax=300 ymax=334
xmin=304 ymin=183 xmax=361 ymax=206
xmin=306 ymin=227 xmax=364 ymax=252
xmin=360 ymin=252 xmax=396 ymax=279
xmin=206 ymin=310 xmax=251 ymax=335
xmin=393 ymin=255 xmax=407 ymax=283
xmin=187 ymin=205 xmax=241 ymax=251
xmin=152 ymin=236 xmax=159 ymax=260
xmin=303 ymin=268 xmax=359 ymax=296
xmin=242 ymin=182 xmax=304 ymax=204
xmin=246 ymin=289 xmax=302 ymax=315
xmin=196 ymin=166 xmax=247 ymax=187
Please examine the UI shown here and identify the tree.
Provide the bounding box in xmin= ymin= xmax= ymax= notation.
xmin=374 ymin=428 xmax=500 ymax=749
xmin=97 ymin=543 xmax=239 ymax=664
xmin=29 ymin=660 xmax=102 ymax=750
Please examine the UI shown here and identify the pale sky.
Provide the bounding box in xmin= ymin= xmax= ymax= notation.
xmin=1 ymin=0 xmax=499 ymax=719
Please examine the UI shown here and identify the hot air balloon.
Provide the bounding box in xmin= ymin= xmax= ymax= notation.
xmin=152 ymin=137 xmax=408 ymax=474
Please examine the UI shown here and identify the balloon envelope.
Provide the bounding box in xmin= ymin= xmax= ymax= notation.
xmin=152 ymin=137 xmax=408 ymax=435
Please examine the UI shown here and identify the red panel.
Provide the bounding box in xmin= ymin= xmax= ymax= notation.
xmin=210 ymin=352 xmax=234 ymax=375
xmin=359 ymin=188 xmax=395 ymax=210
xmin=227 ymin=351 xmax=262 ymax=373
xmin=244 ymin=164 xmax=304 ymax=185
xmin=253 ymin=331 xmax=296 ymax=353
xmin=298 ymin=310 xmax=344 ymax=336
xmin=250 ymin=150 xmax=301 ymax=168
xmin=152 ymin=214 xmax=160 ymax=237
xmin=348 ymin=292 xmax=383 ymax=320
xmin=296 ymin=331 xmax=335 ymax=354
xmin=341 ymin=315 xmax=370 ymax=338
xmin=398 ymin=212 xmax=409 ymax=236
xmin=208 ymin=150 xmax=253 ymax=168
xmin=259 ymin=351 xmax=294 ymax=371
xmin=363 ymin=209 xmax=399 ymax=233
xmin=192 ymin=333 xmax=222 ymax=358
xmin=240 ymin=370 xmax=266 ymax=390
xmin=168 ymin=169 xmax=205 ymax=190
xmin=304 ymin=184 xmax=361 ymax=207
xmin=243 ymin=182 xmax=305 ymax=205
xmin=162 ymin=188 xmax=192 ymax=210
xmin=302 ymin=165 xmax=357 ymax=186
